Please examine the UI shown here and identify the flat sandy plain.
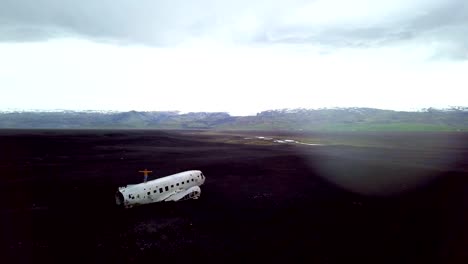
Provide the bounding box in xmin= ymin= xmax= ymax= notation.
xmin=1 ymin=130 xmax=467 ymax=263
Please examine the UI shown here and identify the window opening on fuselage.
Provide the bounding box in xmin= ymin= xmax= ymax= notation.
xmin=165 ymin=186 xmax=169 ymax=191
xmin=159 ymin=188 xmax=163 ymax=193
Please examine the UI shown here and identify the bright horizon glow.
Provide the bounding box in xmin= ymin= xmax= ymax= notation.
xmin=1 ymin=38 xmax=466 ymax=116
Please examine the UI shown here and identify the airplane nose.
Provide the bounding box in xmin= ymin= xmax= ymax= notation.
xmin=202 ymin=174 xmax=206 ymax=184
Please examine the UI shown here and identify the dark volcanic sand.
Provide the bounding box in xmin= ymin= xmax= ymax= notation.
xmin=1 ymin=130 xmax=468 ymax=263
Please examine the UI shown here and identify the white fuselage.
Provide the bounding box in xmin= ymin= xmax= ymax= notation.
xmin=116 ymin=170 xmax=206 ymax=208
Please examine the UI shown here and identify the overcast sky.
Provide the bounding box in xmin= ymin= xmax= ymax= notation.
xmin=1 ymin=0 xmax=467 ymax=115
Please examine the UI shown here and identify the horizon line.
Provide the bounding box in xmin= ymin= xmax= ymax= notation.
xmin=1 ymin=106 xmax=468 ymax=116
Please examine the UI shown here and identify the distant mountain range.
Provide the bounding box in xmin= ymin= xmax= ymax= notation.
xmin=1 ymin=107 xmax=467 ymax=131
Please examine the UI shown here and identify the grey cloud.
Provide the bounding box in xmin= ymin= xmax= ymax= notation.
xmin=407 ymin=0 xmax=468 ymax=59
xmin=0 ymin=0 xmax=224 ymax=45
xmin=262 ymin=26 xmax=415 ymax=48
xmin=0 ymin=0 xmax=467 ymax=59
xmin=0 ymin=0 xmax=293 ymax=45
xmin=261 ymin=0 xmax=468 ymax=59
xmin=0 ymin=25 xmax=58 ymax=42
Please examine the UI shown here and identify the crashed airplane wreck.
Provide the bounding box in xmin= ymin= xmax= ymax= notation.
xmin=115 ymin=170 xmax=206 ymax=208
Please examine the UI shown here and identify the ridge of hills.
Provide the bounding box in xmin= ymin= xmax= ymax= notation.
xmin=0 ymin=107 xmax=467 ymax=131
